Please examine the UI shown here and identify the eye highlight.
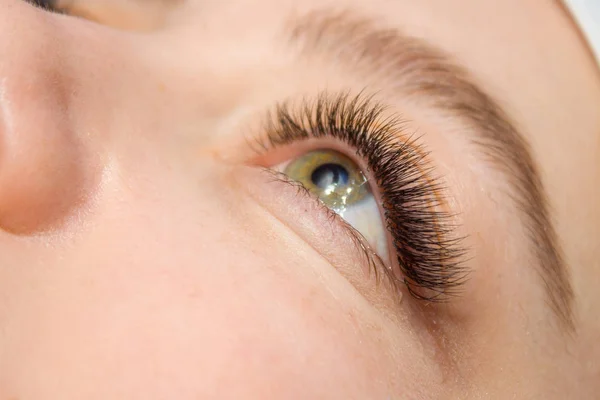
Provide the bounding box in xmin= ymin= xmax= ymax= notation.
xmin=279 ymin=149 xmax=389 ymax=261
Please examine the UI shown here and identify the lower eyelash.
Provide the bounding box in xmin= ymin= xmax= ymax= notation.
xmin=256 ymin=92 xmax=468 ymax=301
xmin=262 ymin=168 xmax=390 ymax=283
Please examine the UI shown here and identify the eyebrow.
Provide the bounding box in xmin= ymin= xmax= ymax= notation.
xmin=286 ymin=9 xmax=575 ymax=331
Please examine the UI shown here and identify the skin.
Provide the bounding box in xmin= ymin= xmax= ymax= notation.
xmin=0 ymin=0 xmax=598 ymax=398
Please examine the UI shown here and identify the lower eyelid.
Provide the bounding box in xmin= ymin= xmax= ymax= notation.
xmin=232 ymin=165 xmax=403 ymax=308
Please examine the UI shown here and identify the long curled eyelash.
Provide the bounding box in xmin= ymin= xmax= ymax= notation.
xmin=257 ymin=92 xmax=468 ymax=301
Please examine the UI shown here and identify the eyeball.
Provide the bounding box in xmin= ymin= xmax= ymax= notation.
xmin=280 ymin=149 xmax=388 ymax=260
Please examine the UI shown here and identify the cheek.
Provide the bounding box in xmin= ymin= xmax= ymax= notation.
xmin=0 ymin=157 xmax=447 ymax=399
xmin=0 ymin=208 xmax=403 ymax=399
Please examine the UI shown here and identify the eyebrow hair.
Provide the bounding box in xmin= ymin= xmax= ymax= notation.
xmin=286 ymin=9 xmax=575 ymax=331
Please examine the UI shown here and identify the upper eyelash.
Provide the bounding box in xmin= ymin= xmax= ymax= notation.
xmin=256 ymin=92 xmax=468 ymax=301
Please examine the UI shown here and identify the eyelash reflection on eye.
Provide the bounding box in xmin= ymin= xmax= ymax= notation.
xmin=256 ymin=92 xmax=468 ymax=301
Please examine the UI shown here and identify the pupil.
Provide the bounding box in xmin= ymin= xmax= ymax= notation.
xmin=311 ymin=163 xmax=349 ymax=188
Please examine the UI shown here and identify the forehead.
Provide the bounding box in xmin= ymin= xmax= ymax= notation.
xmin=165 ymin=0 xmax=594 ymax=133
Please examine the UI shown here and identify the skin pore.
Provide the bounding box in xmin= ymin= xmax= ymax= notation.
xmin=0 ymin=0 xmax=599 ymax=398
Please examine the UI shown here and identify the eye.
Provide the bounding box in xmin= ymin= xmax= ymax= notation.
xmin=259 ymin=93 xmax=468 ymax=301
xmin=278 ymin=149 xmax=389 ymax=262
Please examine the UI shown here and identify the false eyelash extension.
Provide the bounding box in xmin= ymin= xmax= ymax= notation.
xmin=256 ymin=92 xmax=468 ymax=301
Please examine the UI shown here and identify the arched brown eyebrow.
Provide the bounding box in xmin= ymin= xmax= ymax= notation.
xmin=287 ymin=9 xmax=575 ymax=331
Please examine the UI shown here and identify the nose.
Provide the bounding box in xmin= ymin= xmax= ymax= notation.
xmin=0 ymin=1 xmax=109 ymax=233
xmin=0 ymin=0 xmax=228 ymax=234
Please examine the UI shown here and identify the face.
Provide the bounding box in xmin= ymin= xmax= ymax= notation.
xmin=0 ymin=0 xmax=599 ymax=398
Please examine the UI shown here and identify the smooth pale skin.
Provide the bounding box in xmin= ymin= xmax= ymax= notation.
xmin=0 ymin=0 xmax=598 ymax=398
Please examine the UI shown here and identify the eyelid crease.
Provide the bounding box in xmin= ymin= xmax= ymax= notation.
xmin=253 ymin=91 xmax=469 ymax=302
